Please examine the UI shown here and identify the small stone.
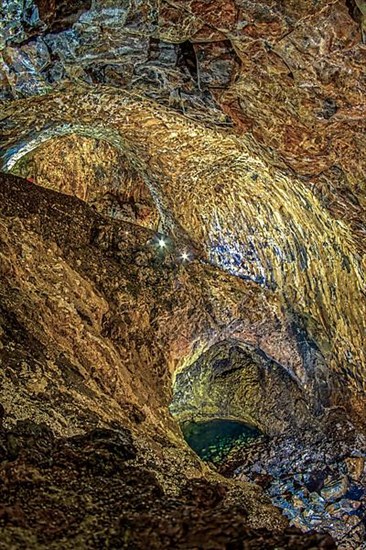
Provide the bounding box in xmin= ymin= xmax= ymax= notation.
xmin=292 ymin=495 xmax=306 ymax=509
xmin=253 ymin=473 xmax=273 ymax=489
xmin=290 ymin=515 xmax=311 ymax=531
xmin=321 ymin=476 xmax=349 ymax=502
xmin=304 ymin=509 xmax=324 ymax=526
xmin=345 ymin=457 xmax=365 ymax=481
xmin=237 ymin=473 xmax=249 ymax=482
xmin=345 ymin=483 xmax=364 ymax=500
xmin=326 ymin=499 xmax=361 ymax=518
xmin=282 ymin=507 xmax=298 ymax=520
xmin=251 ymin=463 xmax=265 ymax=474
xmin=302 ymin=508 xmax=316 ymax=519
xmin=309 ymin=491 xmax=326 ymax=508
xmin=338 ymin=499 xmax=361 ymax=514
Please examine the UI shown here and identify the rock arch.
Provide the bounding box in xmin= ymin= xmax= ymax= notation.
xmin=1 ymin=84 xmax=365 ymax=413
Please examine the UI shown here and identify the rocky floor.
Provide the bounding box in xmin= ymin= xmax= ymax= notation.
xmin=0 ymin=416 xmax=338 ymax=550
xmin=219 ymin=411 xmax=366 ymax=549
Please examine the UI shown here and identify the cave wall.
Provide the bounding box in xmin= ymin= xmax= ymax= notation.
xmin=1 ymin=171 xmax=311 ymax=433
xmin=171 ymin=340 xmax=327 ymax=435
xmin=1 ymin=86 xmax=365 ymax=423
xmin=2 ymin=170 xmax=339 ymax=547
xmin=0 ymin=2 xmax=365 ymax=546
xmin=1 ymin=1 xmax=365 ymax=408
xmin=1 ymin=0 xmax=365 ymax=247
xmin=10 ymin=134 xmax=160 ymax=229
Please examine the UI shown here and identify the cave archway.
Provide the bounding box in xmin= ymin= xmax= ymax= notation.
xmin=2 ymin=85 xmax=366 ymax=421
xmin=9 ymin=134 xmax=161 ymax=230
xmin=170 ymin=339 xmax=321 ymax=437
xmin=170 ymin=335 xmax=325 ymax=465
xmin=169 ymin=338 xmax=366 ymax=547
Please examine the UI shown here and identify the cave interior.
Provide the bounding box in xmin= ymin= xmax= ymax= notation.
xmin=1 ymin=1 xmax=366 ymax=549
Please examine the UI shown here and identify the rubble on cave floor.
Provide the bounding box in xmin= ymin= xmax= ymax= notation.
xmin=218 ymin=411 xmax=366 ymax=549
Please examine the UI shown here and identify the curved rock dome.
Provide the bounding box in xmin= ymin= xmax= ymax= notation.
xmin=0 ymin=1 xmax=365 ymax=548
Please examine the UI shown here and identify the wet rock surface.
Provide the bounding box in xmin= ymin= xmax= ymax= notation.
xmin=1 ymin=0 xmax=366 ymax=250
xmin=219 ymin=412 xmax=366 ymax=549
xmin=2 ymin=85 xmax=366 ymax=419
xmin=171 ymin=340 xmax=326 ymax=434
xmin=10 ymin=134 xmax=160 ymax=229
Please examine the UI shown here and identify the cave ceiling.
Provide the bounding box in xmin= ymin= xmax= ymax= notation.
xmin=1 ymin=0 xmax=366 ymax=411
xmin=0 ymin=1 xmax=366 ymax=547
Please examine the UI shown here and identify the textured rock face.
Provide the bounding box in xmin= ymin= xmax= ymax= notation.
xmin=0 ymin=171 xmax=312 ymax=433
xmin=0 ymin=421 xmax=337 ymax=549
xmin=10 ymin=135 xmax=160 ymax=229
xmin=171 ymin=340 xmax=325 ymax=434
xmin=2 ymin=85 xmax=365 ymax=420
xmin=1 ymin=0 xmax=366 ymax=239
xmin=0 ymin=172 xmax=337 ymax=548
xmin=0 ymin=0 xmax=366 ymax=547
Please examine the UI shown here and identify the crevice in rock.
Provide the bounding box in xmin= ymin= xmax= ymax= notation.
xmin=345 ymin=0 xmax=363 ymax=24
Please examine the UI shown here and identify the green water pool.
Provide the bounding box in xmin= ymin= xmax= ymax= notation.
xmin=181 ymin=419 xmax=261 ymax=464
